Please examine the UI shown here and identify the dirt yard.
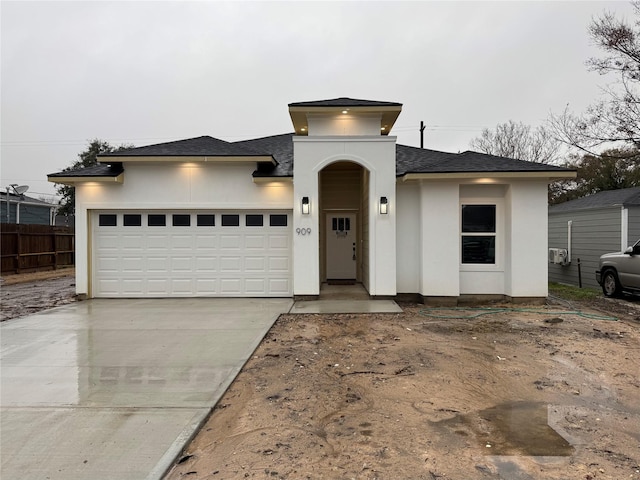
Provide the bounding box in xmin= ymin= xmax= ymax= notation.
xmin=0 ymin=268 xmax=77 ymax=321
xmin=165 ymin=300 xmax=640 ymax=480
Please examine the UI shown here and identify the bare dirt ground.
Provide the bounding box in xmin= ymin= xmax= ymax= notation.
xmin=165 ymin=300 xmax=640 ymax=480
xmin=0 ymin=268 xmax=76 ymax=321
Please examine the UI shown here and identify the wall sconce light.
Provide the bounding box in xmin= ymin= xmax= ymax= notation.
xmin=301 ymin=196 xmax=310 ymax=215
xmin=380 ymin=196 xmax=388 ymax=215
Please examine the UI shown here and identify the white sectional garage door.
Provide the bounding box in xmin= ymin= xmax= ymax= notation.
xmin=91 ymin=211 xmax=292 ymax=297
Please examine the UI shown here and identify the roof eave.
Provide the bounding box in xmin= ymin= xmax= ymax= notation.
xmin=98 ymin=155 xmax=277 ymax=165
xmin=252 ymin=175 xmax=293 ymax=184
xmin=400 ymin=171 xmax=577 ymax=181
xmin=48 ymin=172 xmax=125 ymax=186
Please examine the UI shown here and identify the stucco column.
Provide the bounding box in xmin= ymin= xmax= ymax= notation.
xmin=419 ymin=181 xmax=460 ymax=298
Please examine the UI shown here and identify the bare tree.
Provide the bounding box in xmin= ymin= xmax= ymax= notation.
xmin=549 ymin=3 xmax=640 ymax=153
xmin=470 ymin=120 xmax=561 ymax=163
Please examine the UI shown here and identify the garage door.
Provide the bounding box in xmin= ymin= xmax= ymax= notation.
xmin=91 ymin=211 xmax=292 ymax=297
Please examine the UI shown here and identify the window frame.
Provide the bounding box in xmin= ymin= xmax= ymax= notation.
xmin=459 ymin=200 xmax=503 ymax=271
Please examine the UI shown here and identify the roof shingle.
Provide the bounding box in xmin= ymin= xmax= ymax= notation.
xmin=549 ymin=187 xmax=640 ymax=212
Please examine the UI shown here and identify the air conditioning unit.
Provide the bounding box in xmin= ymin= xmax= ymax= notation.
xmin=549 ymin=248 xmax=569 ymax=265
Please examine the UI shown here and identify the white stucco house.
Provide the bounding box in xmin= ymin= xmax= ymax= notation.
xmin=48 ymin=98 xmax=574 ymax=302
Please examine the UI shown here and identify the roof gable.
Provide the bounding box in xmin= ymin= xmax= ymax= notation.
xmin=288 ymin=97 xmax=402 ymax=108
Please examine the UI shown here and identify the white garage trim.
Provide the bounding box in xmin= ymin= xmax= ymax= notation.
xmin=91 ymin=210 xmax=292 ymax=297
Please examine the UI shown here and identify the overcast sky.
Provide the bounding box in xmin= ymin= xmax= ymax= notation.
xmin=1 ymin=0 xmax=636 ymax=199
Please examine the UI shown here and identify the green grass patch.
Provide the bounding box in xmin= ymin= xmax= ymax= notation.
xmin=549 ymin=282 xmax=601 ymax=301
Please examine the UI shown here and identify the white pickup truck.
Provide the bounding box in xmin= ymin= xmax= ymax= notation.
xmin=596 ymin=239 xmax=640 ymax=297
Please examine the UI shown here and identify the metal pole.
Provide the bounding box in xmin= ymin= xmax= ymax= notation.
xmin=5 ymin=187 xmax=10 ymax=223
xmin=577 ymin=258 xmax=582 ymax=288
xmin=420 ymin=121 xmax=425 ymax=149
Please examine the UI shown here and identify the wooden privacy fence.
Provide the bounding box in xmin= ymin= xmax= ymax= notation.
xmin=1 ymin=224 xmax=74 ymax=275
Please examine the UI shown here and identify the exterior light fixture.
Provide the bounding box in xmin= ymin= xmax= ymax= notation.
xmin=380 ymin=196 xmax=388 ymax=214
xmin=301 ymin=196 xmax=310 ymax=215
xmin=342 ymin=110 xmax=348 ymax=114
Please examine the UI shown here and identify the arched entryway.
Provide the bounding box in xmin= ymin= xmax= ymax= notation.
xmin=318 ymin=161 xmax=370 ymax=290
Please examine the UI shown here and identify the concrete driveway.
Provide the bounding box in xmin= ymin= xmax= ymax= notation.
xmin=0 ymin=298 xmax=292 ymax=480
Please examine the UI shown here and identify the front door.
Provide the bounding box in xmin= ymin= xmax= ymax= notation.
xmin=326 ymin=213 xmax=356 ymax=280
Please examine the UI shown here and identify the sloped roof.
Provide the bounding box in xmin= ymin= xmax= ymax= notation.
xmin=99 ymin=136 xmax=267 ymax=158
xmin=0 ymin=191 xmax=55 ymax=206
xmin=288 ymin=97 xmax=402 ymax=108
xmin=549 ymin=187 xmax=640 ymax=213
xmin=233 ymin=133 xmax=294 ymax=177
xmin=48 ymin=163 xmax=124 ymax=179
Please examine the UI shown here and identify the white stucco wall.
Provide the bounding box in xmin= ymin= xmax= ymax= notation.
xmin=505 ymin=181 xmax=549 ymax=297
xmin=396 ymin=179 xmax=550 ymax=299
xmin=307 ymin=113 xmax=382 ymax=136
xmin=292 ymin=136 xmax=397 ymax=296
xmin=396 ymin=182 xmax=420 ymax=293
xmin=73 ymin=162 xmax=293 ymax=296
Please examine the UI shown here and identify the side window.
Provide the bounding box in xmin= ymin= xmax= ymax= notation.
xmin=221 ymin=214 xmax=240 ymax=227
xmin=197 ymin=214 xmax=215 ymax=226
xmin=123 ymin=214 xmax=142 ymax=226
xmin=269 ymin=214 xmax=287 ymax=227
xmin=172 ymin=214 xmax=191 ymax=227
xmin=99 ymin=214 xmax=117 ymax=226
xmin=148 ymin=214 xmax=166 ymax=227
xmin=461 ymin=205 xmax=496 ymax=264
xmin=246 ymin=214 xmax=263 ymax=227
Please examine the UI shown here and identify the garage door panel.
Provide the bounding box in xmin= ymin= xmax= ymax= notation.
xmin=147 ymin=235 xmax=170 ymax=250
xmin=171 ymin=279 xmax=194 ymax=295
xmin=268 ymin=256 xmax=289 ymax=272
xmin=220 ymin=257 xmax=241 ymax=272
xmin=121 ymin=279 xmax=144 ymax=295
xmin=171 ymin=235 xmax=194 ymax=250
xmin=269 ymin=279 xmax=290 ymax=295
xmin=196 ymin=235 xmax=218 ymax=249
xmin=269 ymin=235 xmax=289 ymax=249
xmin=171 ymin=256 xmax=193 ymax=272
xmin=96 ymin=256 xmax=120 ymax=273
xmin=92 ymin=211 xmax=291 ymax=298
xmin=245 ymin=235 xmax=265 ymax=249
xmin=220 ymin=278 xmax=242 ymax=295
xmin=245 ymin=256 xmax=266 ymax=272
xmin=195 ymin=279 xmax=217 ymax=294
xmin=97 ymin=279 xmax=121 ymax=295
xmin=195 ymin=256 xmax=217 ymax=272
xmin=96 ymin=234 xmax=120 ymax=250
xmin=121 ymin=235 xmax=144 ymax=250
xmin=147 ymin=257 xmax=170 ymax=273
xmin=122 ymin=257 xmax=144 ymax=272
xmin=147 ymin=279 xmax=170 ymax=295
xmin=245 ymin=278 xmax=266 ymax=294
xmin=220 ymin=235 xmax=241 ymax=250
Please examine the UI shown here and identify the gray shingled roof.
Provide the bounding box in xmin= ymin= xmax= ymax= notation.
xmin=233 ymin=133 xmax=294 ymax=177
xmin=288 ymin=97 xmax=402 ymax=108
xmin=549 ymin=187 xmax=640 ymax=213
xmin=0 ymin=191 xmax=55 ymax=206
xmin=99 ymin=136 xmax=267 ymax=159
xmin=397 ymin=150 xmax=571 ymax=176
xmin=50 ymin=133 xmax=574 ymax=179
xmin=48 ymin=163 xmax=124 ymax=179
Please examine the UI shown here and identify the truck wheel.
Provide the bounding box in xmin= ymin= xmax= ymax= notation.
xmin=602 ymin=270 xmax=622 ymax=297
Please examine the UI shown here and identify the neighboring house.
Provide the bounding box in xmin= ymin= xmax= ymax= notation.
xmin=548 ymin=187 xmax=640 ymax=290
xmin=0 ymin=191 xmax=57 ymax=225
xmin=48 ymin=97 xmax=574 ymax=301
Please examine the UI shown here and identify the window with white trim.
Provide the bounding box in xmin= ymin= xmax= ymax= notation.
xmin=461 ymin=204 xmax=496 ymax=264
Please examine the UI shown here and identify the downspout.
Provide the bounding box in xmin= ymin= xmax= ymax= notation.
xmin=567 ymin=220 xmax=572 ymax=264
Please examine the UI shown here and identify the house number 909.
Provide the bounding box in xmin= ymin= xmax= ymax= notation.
xmin=296 ymin=228 xmax=312 ymax=235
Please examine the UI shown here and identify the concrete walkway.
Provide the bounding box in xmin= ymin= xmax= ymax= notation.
xmin=0 ymin=298 xmax=292 ymax=480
